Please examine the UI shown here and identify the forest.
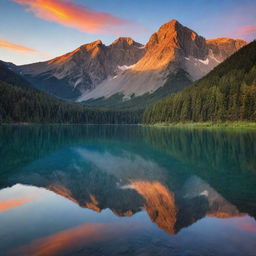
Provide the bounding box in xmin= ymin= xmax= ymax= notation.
xmin=0 ymin=80 xmax=141 ymax=124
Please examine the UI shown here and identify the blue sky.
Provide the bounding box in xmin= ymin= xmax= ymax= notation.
xmin=0 ymin=0 xmax=255 ymax=65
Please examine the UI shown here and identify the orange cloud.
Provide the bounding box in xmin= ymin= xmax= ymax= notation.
xmin=0 ymin=39 xmax=36 ymax=53
xmin=12 ymin=0 xmax=131 ymax=34
xmin=0 ymin=198 xmax=34 ymax=212
xmin=0 ymin=38 xmax=51 ymax=57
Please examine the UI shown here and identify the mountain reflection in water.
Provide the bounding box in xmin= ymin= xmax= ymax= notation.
xmin=0 ymin=125 xmax=256 ymax=256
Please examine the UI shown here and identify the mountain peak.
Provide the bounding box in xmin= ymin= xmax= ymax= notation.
xmin=110 ymin=37 xmax=144 ymax=50
xmin=78 ymin=40 xmax=104 ymax=54
xmin=146 ymin=19 xmax=191 ymax=48
xmin=85 ymin=40 xmax=103 ymax=48
xmin=112 ymin=37 xmax=135 ymax=45
xmin=144 ymin=19 xmax=207 ymax=60
xmin=79 ymin=40 xmax=103 ymax=50
xmin=160 ymin=19 xmax=181 ymax=29
xmin=158 ymin=19 xmax=199 ymax=40
xmin=91 ymin=39 xmax=103 ymax=45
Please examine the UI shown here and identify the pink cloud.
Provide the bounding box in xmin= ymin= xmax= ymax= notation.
xmin=232 ymin=25 xmax=256 ymax=40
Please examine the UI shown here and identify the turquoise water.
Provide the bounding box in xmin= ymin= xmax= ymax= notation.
xmin=0 ymin=125 xmax=256 ymax=256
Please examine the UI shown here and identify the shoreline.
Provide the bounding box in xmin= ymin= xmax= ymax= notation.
xmin=143 ymin=122 xmax=256 ymax=130
xmin=1 ymin=122 xmax=256 ymax=130
xmin=0 ymin=123 xmax=140 ymax=126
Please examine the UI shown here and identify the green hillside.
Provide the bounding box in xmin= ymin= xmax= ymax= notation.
xmin=0 ymin=63 xmax=141 ymax=124
xmin=143 ymin=41 xmax=256 ymax=124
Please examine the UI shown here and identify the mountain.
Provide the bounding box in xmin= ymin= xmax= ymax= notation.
xmin=78 ymin=20 xmax=246 ymax=105
xmin=0 ymin=62 xmax=141 ymax=124
xmin=14 ymin=20 xmax=246 ymax=108
xmin=15 ymin=37 xmax=145 ymax=100
xmin=143 ymin=40 xmax=256 ymax=123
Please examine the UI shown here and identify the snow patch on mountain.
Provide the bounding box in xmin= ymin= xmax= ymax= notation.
xmin=198 ymin=58 xmax=209 ymax=65
xmin=118 ymin=64 xmax=135 ymax=71
xmin=184 ymin=55 xmax=220 ymax=80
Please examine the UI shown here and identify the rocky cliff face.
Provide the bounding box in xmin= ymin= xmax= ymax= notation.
xmin=136 ymin=20 xmax=208 ymax=71
xmin=15 ymin=20 xmax=246 ymax=102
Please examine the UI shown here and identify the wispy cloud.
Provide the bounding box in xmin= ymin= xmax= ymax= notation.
xmin=12 ymin=0 xmax=135 ymax=34
xmin=233 ymin=25 xmax=256 ymax=38
xmin=0 ymin=39 xmax=37 ymax=53
xmin=0 ymin=38 xmax=51 ymax=57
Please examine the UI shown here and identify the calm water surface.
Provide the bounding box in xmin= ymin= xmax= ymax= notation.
xmin=0 ymin=125 xmax=256 ymax=256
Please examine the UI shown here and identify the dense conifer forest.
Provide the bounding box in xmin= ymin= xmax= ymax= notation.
xmin=143 ymin=41 xmax=256 ymax=124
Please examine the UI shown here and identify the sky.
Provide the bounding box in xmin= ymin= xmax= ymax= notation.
xmin=0 ymin=0 xmax=255 ymax=65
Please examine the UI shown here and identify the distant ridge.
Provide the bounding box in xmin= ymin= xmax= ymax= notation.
xmin=0 ymin=61 xmax=35 ymax=90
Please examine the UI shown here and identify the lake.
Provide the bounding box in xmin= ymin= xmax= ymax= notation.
xmin=0 ymin=125 xmax=256 ymax=256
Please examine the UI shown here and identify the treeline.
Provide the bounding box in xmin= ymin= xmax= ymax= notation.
xmin=0 ymin=81 xmax=141 ymax=124
xmin=143 ymin=41 xmax=256 ymax=123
